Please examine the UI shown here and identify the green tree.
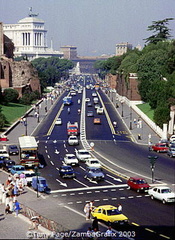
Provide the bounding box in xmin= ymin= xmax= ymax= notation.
xmin=32 ymin=57 xmax=74 ymax=88
xmin=154 ymin=105 xmax=170 ymax=128
xmin=144 ymin=18 xmax=174 ymax=44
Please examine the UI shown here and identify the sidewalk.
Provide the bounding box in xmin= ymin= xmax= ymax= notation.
xmin=107 ymin=91 xmax=160 ymax=145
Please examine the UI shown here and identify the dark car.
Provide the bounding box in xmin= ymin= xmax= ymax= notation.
xmin=59 ymin=165 xmax=76 ymax=178
xmin=2 ymin=159 xmax=16 ymax=172
xmin=87 ymin=111 xmax=94 ymax=117
xmin=87 ymin=102 xmax=92 ymax=107
xmin=8 ymin=145 xmax=19 ymax=155
xmin=0 ymin=156 xmax=10 ymax=168
xmin=84 ymin=167 xmax=105 ymax=182
xmin=127 ymin=177 xmax=150 ymax=192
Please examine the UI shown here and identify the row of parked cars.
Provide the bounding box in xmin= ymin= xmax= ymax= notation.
xmin=150 ymin=136 xmax=175 ymax=157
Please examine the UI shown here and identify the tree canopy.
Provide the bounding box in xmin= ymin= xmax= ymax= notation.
xmin=32 ymin=57 xmax=74 ymax=89
xmin=144 ymin=18 xmax=174 ymax=44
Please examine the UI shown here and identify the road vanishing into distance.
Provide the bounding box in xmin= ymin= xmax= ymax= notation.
xmin=33 ymin=75 xmax=174 ymax=240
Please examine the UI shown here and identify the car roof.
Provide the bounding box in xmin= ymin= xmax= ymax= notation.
xmin=96 ymin=205 xmax=117 ymax=209
xmin=129 ymin=177 xmax=146 ymax=180
xmin=66 ymin=153 xmax=75 ymax=156
xmin=153 ymin=186 xmax=170 ymax=189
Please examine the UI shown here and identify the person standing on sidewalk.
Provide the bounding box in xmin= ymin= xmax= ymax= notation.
xmin=13 ymin=199 xmax=21 ymax=217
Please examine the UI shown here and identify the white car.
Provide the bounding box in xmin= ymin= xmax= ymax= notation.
xmin=85 ymin=98 xmax=90 ymax=102
xmin=148 ymin=186 xmax=175 ymax=204
xmin=64 ymin=154 xmax=79 ymax=166
xmin=68 ymin=136 xmax=79 ymax=146
xmin=55 ymin=118 xmax=62 ymax=125
xmin=75 ymin=149 xmax=91 ymax=162
xmin=85 ymin=158 xmax=102 ymax=168
xmin=97 ymin=107 xmax=104 ymax=114
xmin=23 ymin=170 xmax=36 ymax=186
xmin=0 ymin=147 xmax=9 ymax=158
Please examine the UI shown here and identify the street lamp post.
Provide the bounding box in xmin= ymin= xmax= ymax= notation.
xmin=148 ymin=155 xmax=158 ymax=183
xmin=34 ymin=166 xmax=40 ymax=198
xmin=129 ymin=104 xmax=132 ymax=130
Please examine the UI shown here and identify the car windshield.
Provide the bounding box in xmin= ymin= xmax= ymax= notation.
xmin=136 ymin=179 xmax=147 ymax=184
xmin=68 ymin=156 xmax=75 ymax=159
xmin=107 ymin=209 xmax=120 ymax=216
xmin=161 ymin=189 xmax=171 ymax=193
xmin=91 ymin=161 xmax=99 ymax=164
xmin=25 ymin=173 xmax=35 ymax=177
xmin=10 ymin=146 xmax=17 ymax=149
xmin=80 ymin=151 xmax=89 ymax=155
xmin=70 ymin=137 xmax=77 ymax=140
xmin=91 ymin=168 xmax=101 ymax=173
xmin=69 ymin=127 xmax=77 ymax=130
xmin=15 ymin=167 xmax=24 ymax=171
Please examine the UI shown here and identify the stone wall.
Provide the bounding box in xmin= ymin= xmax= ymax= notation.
xmin=0 ymin=58 xmax=41 ymax=97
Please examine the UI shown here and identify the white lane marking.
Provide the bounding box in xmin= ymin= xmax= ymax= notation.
xmin=128 ymin=196 xmax=134 ymax=198
xmin=103 ymin=199 xmax=109 ymax=201
xmin=45 ymin=150 xmax=48 ymax=153
xmin=50 ymin=184 xmax=128 ymax=193
xmin=70 ymin=193 xmax=75 ymax=196
xmin=50 ymin=161 xmax=54 ymax=165
xmin=45 ymin=146 xmax=47 ymax=148
xmin=56 ymin=178 xmax=67 ymax=187
xmin=78 ymin=192 xmax=84 ymax=195
xmin=102 ymin=190 xmax=108 ymax=192
xmin=106 ymin=174 xmax=122 ymax=182
xmin=47 ymin=155 xmax=50 ymax=159
xmin=120 ymin=197 xmax=126 ymax=199
xmin=73 ymin=178 xmax=89 ymax=187
xmin=112 ymin=198 xmax=117 ymax=200
xmin=56 ymin=167 xmax=59 ymax=171
xmin=104 ymin=180 xmax=116 ymax=185
xmin=76 ymin=201 xmax=82 ymax=204
xmin=87 ymin=191 xmax=92 ymax=194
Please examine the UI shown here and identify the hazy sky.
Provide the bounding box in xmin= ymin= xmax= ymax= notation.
xmin=1 ymin=0 xmax=175 ymax=56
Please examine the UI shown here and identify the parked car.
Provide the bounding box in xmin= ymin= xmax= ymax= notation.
xmin=59 ymin=165 xmax=76 ymax=178
xmin=2 ymin=159 xmax=16 ymax=172
xmin=87 ymin=111 xmax=94 ymax=117
xmin=151 ymin=143 xmax=169 ymax=152
xmin=55 ymin=118 xmax=62 ymax=125
xmin=85 ymin=158 xmax=101 ymax=168
xmin=91 ymin=205 xmax=128 ymax=225
xmin=94 ymin=118 xmax=101 ymax=124
xmin=64 ymin=154 xmax=79 ymax=166
xmin=148 ymin=186 xmax=175 ymax=204
xmin=23 ymin=170 xmax=36 ymax=186
xmin=68 ymin=136 xmax=79 ymax=146
xmin=127 ymin=177 xmax=150 ymax=192
xmin=84 ymin=167 xmax=104 ymax=182
xmin=10 ymin=165 xmax=25 ymax=175
xmin=167 ymin=147 xmax=175 ymax=157
xmin=75 ymin=149 xmax=91 ymax=162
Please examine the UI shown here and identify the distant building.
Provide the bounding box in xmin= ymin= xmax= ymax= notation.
xmin=116 ymin=42 xmax=132 ymax=56
xmin=60 ymin=45 xmax=78 ymax=60
xmin=3 ymin=9 xmax=63 ymax=60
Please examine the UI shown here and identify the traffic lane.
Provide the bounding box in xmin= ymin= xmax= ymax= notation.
xmin=92 ymin=140 xmax=175 ymax=185
xmin=54 ymin=186 xmax=175 ymax=239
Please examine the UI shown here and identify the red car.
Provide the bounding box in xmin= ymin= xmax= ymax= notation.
xmin=151 ymin=143 xmax=169 ymax=153
xmin=127 ymin=177 xmax=150 ymax=192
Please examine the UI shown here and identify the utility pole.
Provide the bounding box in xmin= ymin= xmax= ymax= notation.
xmin=148 ymin=155 xmax=158 ymax=183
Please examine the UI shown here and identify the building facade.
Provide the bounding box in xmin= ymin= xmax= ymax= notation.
xmin=3 ymin=12 xmax=63 ymax=60
xmin=116 ymin=42 xmax=132 ymax=56
xmin=60 ymin=46 xmax=78 ymax=60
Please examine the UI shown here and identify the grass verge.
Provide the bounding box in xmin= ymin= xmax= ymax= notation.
xmin=136 ymin=103 xmax=154 ymax=121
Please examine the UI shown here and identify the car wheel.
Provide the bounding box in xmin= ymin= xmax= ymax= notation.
xmin=150 ymin=195 xmax=154 ymax=200
xmin=162 ymin=199 xmax=166 ymax=204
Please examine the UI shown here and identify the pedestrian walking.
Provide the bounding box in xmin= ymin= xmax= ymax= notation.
xmin=13 ymin=199 xmax=21 ymax=217
xmin=84 ymin=202 xmax=91 ymax=220
xmin=5 ymin=204 xmax=12 ymax=214
xmin=117 ymin=203 xmax=122 ymax=212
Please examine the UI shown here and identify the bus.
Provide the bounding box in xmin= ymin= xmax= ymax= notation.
xmin=18 ymin=136 xmax=39 ymax=167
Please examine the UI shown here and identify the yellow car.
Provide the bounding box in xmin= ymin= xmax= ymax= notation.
xmin=91 ymin=205 xmax=128 ymax=225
